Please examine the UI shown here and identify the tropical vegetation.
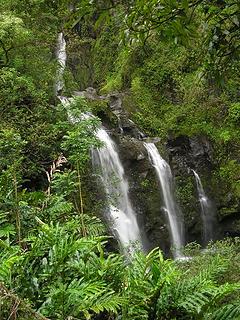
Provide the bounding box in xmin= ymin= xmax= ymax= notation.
xmin=0 ymin=0 xmax=240 ymax=319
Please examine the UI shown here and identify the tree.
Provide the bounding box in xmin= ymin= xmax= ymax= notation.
xmin=61 ymin=97 xmax=101 ymax=234
xmin=123 ymin=0 xmax=240 ymax=77
xmin=0 ymin=128 xmax=26 ymax=243
xmin=0 ymin=13 xmax=29 ymax=66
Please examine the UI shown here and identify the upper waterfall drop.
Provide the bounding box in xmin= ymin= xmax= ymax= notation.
xmin=192 ymin=170 xmax=216 ymax=245
xmin=55 ymin=32 xmax=67 ymax=95
xmin=92 ymin=128 xmax=143 ymax=252
xmin=144 ymin=142 xmax=184 ymax=258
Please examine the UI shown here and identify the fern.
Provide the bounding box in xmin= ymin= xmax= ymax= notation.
xmin=0 ymin=212 xmax=8 ymax=225
xmin=180 ymin=286 xmax=215 ymax=314
xmin=122 ymin=248 xmax=178 ymax=320
xmin=0 ymin=242 xmax=21 ymax=285
xmin=209 ymin=304 xmax=240 ymax=320
xmin=155 ymin=249 xmax=240 ymax=320
xmin=82 ymin=214 xmax=106 ymax=236
xmin=181 ymin=280 xmax=240 ymax=317
xmin=40 ymin=278 xmax=122 ymax=319
xmin=0 ymin=211 xmax=15 ymax=241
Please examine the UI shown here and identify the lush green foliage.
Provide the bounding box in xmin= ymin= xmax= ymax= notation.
xmin=86 ymin=0 xmax=240 ymax=205
xmin=0 ymin=0 xmax=240 ymax=319
xmin=1 ymin=221 xmax=240 ymax=319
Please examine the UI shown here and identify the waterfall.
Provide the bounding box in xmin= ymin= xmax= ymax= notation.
xmin=92 ymin=128 xmax=142 ymax=252
xmin=55 ymin=32 xmax=67 ymax=94
xmin=144 ymin=143 xmax=184 ymax=258
xmin=55 ymin=32 xmax=141 ymax=252
xmin=59 ymin=96 xmax=142 ymax=252
xmin=192 ymin=170 xmax=216 ymax=245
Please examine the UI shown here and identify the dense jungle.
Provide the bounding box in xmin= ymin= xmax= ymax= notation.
xmin=0 ymin=0 xmax=240 ymax=319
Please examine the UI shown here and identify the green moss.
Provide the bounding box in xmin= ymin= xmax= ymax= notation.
xmin=67 ymin=2 xmax=240 ymax=219
xmin=86 ymin=98 xmax=119 ymax=127
xmin=101 ymin=73 xmax=123 ymax=93
xmin=175 ymin=176 xmax=197 ymax=225
xmin=140 ymin=178 xmax=151 ymax=189
xmin=87 ymin=99 xmax=109 ymax=113
xmin=219 ymin=160 xmax=240 ymax=198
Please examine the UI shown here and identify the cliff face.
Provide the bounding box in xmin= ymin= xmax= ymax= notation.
xmin=166 ymin=135 xmax=240 ymax=242
xmin=83 ymin=89 xmax=240 ymax=254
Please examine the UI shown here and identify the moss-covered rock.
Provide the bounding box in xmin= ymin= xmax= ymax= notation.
xmin=82 ymin=89 xmax=240 ymax=253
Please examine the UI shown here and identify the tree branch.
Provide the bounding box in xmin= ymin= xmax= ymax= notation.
xmin=0 ymin=40 xmax=12 ymax=65
xmin=0 ymin=283 xmax=49 ymax=320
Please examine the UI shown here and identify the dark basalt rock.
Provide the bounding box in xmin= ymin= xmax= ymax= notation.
xmin=84 ymin=89 xmax=239 ymax=254
xmin=166 ymin=134 xmax=220 ymax=244
xmin=93 ymin=132 xmax=168 ymax=254
xmin=221 ymin=212 xmax=240 ymax=237
xmin=108 ymin=93 xmax=146 ymax=139
xmin=109 ymin=93 xmax=122 ymax=111
xmin=73 ymin=87 xmax=98 ymax=100
xmin=166 ymin=135 xmax=213 ymax=172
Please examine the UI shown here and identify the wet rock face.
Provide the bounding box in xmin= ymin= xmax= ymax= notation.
xmin=116 ymin=135 xmax=170 ymax=254
xmin=220 ymin=213 xmax=240 ymax=238
xmin=83 ymin=89 xmax=239 ymax=252
xmin=73 ymin=87 xmax=99 ymax=100
xmin=116 ymin=131 xmax=224 ymax=251
xmin=108 ymin=93 xmax=146 ymax=139
xmin=85 ymin=91 xmax=216 ymax=251
xmin=166 ymin=135 xmax=219 ymax=244
xmin=109 ymin=93 xmax=122 ymax=111
xmin=166 ymin=134 xmax=240 ymax=243
xmin=166 ymin=135 xmax=213 ymax=173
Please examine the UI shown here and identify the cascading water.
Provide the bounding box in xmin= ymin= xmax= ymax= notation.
xmin=144 ymin=143 xmax=184 ymax=258
xmin=55 ymin=32 xmax=67 ymax=94
xmin=56 ymin=31 xmax=180 ymax=255
xmin=55 ymin=32 xmax=142 ymax=252
xmin=92 ymin=128 xmax=142 ymax=252
xmin=192 ymin=170 xmax=216 ymax=245
xmin=56 ymin=40 xmax=141 ymax=251
xmin=59 ymin=96 xmax=142 ymax=252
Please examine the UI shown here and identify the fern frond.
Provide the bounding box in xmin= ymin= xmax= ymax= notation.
xmin=209 ymin=303 xmax=240 ymax=320
xmin=82 ymin=214 xmax=106 ymax=236
xmin=180 ymin=290 xmax=212 ymax=314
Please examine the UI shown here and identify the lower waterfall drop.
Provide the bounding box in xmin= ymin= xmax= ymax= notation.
xmin=55 ymin=33 xmax=142 ymax=252
xmin=92 ymin=128 xmax=142 ymax=253
xmin=144 ymin=142 xmax=184 ymax=258
xmin=55 ymin=32 xmax=67 ymax=95
xmin=192 ymin=170 xmax=216 ymax=245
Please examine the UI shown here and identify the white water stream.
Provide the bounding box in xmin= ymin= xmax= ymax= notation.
xmin=144 ymin=143 xmax=184 ymax=258
xmin=55 ymin=32 xmax=67 ymax=94
xmin=92 ymin=129 xmax=142 ymax=252
xmin=192 ymin=170 xmax=215 ymax=245
xmin=56 ymin=33 xmax=142 ymax=252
